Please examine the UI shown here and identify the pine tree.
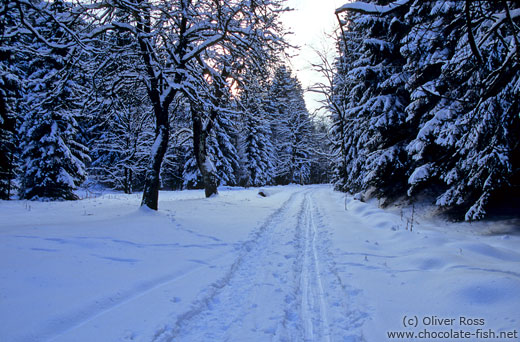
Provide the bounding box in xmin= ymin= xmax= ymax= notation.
xmin=269 ymin=66 xmax=315 ymax=184
xmin=333 ymin=0 xmax=520 ymax=219
xmin=308 ymin=117 xmax=332 ymax=184
xmin=0 ymin=45 xmax=19 ymax=199
xmin=210 ymin=114 xmax=240 ymax=187
xmin=238 ymin=72 xmax=275 ymax=187
xmin=19 ymin=109 xmax=88 ymax=200
xmin=15 ymin=0 xmax=89 ymax=200
xmin=401 ymin=1 xmax=520 ymax=219
xmin=336 ymin=1 xmax=409 ymax=197
xmin=182 ymin=106 xmax=240 ymax=189
xmin=0 ymin=79 xmax=18 ymax=200
xmin=433 ymin=1 xmax=520 ymax=220
xmin=401 ymin=1 xmax=466 ymax=199
xmin=1 ymin=0 xmax=24 ymax=199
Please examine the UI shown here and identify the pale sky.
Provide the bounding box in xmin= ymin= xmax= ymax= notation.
xmin=281 ymin=0 xmax=346 ymax=115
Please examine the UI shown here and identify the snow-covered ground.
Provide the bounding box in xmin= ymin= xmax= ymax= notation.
xmin=1 ymin=185 xmax=519 ymax=342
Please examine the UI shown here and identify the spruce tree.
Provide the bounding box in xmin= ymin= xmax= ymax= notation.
xmin=335 ymin=0 xmax=410 ymax=200
xmin=333 ymin=0 xmax=520 ymax=219
xmin=1 ymin=0 xmax=24 ymax=199
xmin=0 ymin=51 xmax=19 ymax=200
xmin=401 ymin=1 xmax=466 ymax=199
xmin=18 ymin=0 xmax=89 ymax=200
xmin=182 ymin=101 xmax=240 ymax=189
xmin=269 ymin=66 xmax=315 ymax=184
xmin=239 ymin=72 xmax=275 ymax=187
xmin=433 ymin=1 xmax=520 ymax=220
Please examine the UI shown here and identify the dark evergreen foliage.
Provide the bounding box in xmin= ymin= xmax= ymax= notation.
xmin=238 ymin=71 xmax=275 ymax=187
xmin=269 ymin=66 xmax=316 ymax=185
xmin=1 ymin=0 xmax=24 ymax=199
xmin=333 ymin=0 xmax=520 ymax=219
xmin=6 ymin=0 xmax=90 ymax=200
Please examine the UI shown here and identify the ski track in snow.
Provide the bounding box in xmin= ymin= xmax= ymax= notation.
xmin=299 ymin=192 xmax=331 ymax=341
xmin=153 ymin=188 xmax=367 ymax=342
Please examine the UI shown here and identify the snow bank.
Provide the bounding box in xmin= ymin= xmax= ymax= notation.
xmin=332 ymin=190 xmax=520 ymax=341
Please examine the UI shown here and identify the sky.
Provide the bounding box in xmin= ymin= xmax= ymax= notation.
xmin=280 ymin=0 xmax=346 ymax=115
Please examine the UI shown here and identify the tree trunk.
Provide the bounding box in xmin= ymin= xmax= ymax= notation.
xmin=124 ymin=167 xmax=133 ymax=194
xmin=124 ymin=168 xmax=129 ymax=194
xmin=200 ymin=156 xmax=219 ymax=197
xmin=129 ymin=168 xmax=133 ymax=193
xmin=192 ymin=109 xmax=219 ymax=198
xmin=141 ymin=123 xmax=169 ymax=209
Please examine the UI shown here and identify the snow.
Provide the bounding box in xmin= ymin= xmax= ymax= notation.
xmin=336 ymin=0 xmax=410 ymax=15
xmin=364 ymin=38 xmax=393 ymax=52
xmin=203 ymin=157 xmax=217 ymax=174
xmin=1 ymin=185 xmax=519 ymax=341
xmin=149 ymin=130 xmax=164 ymax=159
xmin=408 ymin=162 xmax=431 ymax=185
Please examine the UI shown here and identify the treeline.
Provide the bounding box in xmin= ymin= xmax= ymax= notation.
xmin=328 ymin=1 xmax=519 ymax=220
xmin=0 ymin=0 xmax=328 ymax=209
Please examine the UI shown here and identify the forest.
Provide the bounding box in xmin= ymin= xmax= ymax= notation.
xmin=0 ymin=0 xmax=329 ymax=210
xmin=1 ymin=0 xmax=519 ymax=221
xmin=325 ymin=0 xmax=520 ymax=221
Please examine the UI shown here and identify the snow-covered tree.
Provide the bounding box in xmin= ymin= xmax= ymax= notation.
xmin=0 ymin=2 xmax=20 ymax=199
xmin=334 ymin=0 xmax=410 ymax=201
xmin=308 ymin=116 xmax=332 ymax=184
xmin=75 ymin=0 xmax=288 ymax=207
xmin=401 ymin=1 xmax=465 ymax=199
xmin=311 ymin=28 xmax=363 ymax=191
xmin=210 ymin=114 xmax=240 ymax=187
xmin=238 ymin=71 xmax=275 ymax=187
xmin=182 ymin=102 xmax=240 ymax=190
xmin=85 ymin=9 xmax=155 ymax=194
xmin=406 ymin=1 xmax=520 ymax=220
xmin=333 ymin=0 xmax=520 ymax=219
xmin=0 ymin=83 xmax=18 ymax=200
xmin=161 ymin=98 xmax=192 ymax=190
xmin=11 ymin=0 xmax=90 ymax=200
xmin=89 ymin=85 xmax=154 ymax=194
xmin=269 ymin=65 xmax=315 ymax=184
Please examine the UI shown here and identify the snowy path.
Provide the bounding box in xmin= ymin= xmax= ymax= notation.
xmin=1 ymin=185 xmax=519 ymax=342
xmin=153 ymin=188 xmax=364 ymax=341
